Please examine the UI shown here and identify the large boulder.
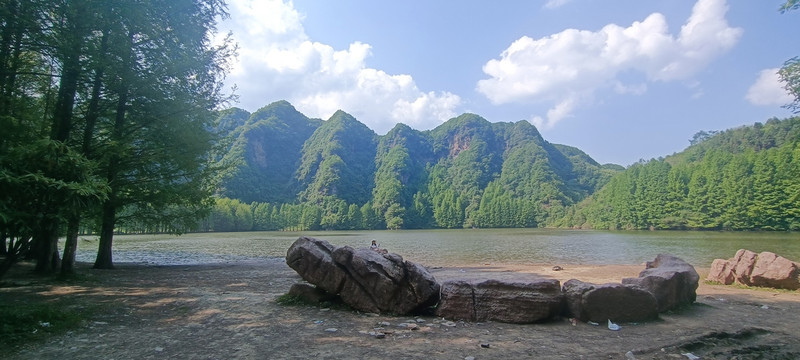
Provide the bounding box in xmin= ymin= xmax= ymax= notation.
xmin=706 ymin=249 xmax=800 ymax=290
xmin=285 ymin=236 xmax=439 ymax=314
xmin=436 ymin=278 xmax=563 ymax=323
xmin=706 ymin=258 xmax=735 ymax=285
xmin=731 ymin=249 xmax=758 ymax=285
xmin=622 ymin=254 xmax=699 ymax=312
xmin=749 ymin=252 xmax=800 ymax=290
xmin=562 ymin=280 xmax=658 ymax=323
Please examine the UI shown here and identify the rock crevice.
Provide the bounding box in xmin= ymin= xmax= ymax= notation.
xmin=286 ymin=236 xmax=440 ymax=314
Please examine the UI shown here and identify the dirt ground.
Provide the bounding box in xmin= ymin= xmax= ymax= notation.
xmin=2 ymin=257 xmax=800 ymax=360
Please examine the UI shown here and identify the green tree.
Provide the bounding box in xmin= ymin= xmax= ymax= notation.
xmin=252 ymin=202 xmax=275 ymax=230
xmin=92 ymin=0 xmax=233 ymax=269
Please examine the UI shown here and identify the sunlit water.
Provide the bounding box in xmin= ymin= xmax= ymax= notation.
xmin=69 ymin=229 xmax=800 ymax=267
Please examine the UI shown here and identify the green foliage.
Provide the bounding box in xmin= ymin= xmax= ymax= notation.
xmin=780 ymin=0 xmax=799 ymax=13
xmin=216 ymin=101 xmax=321 ymax=204
xmin=780 ymin=57 xmax=800 ymax=114
xmin=297 ymin=110 xmax=377 ymax=205
xmin=211 ymin=106 xmax=618 ymax=230
xmin=570 ymin=118 xmax=800 ymax=230
xmin=0 ymin=0 xmax=235 ymax=272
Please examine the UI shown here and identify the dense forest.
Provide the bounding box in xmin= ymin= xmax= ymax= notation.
xmin=204 ymin=101 xmax=620 ymax=231
xmin=558 ymin=118 xmax=800 ymax=231
xmin=204 ymin=101 xmax=800 ymax=233
xmin=0 ymin=0 xmax=232 ymax=277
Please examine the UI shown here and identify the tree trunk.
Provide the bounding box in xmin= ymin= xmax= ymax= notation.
xmin=94 ymin=200 xmax=116 ymax=269
xmin=50 ymin=1 xmax=86 ymax=142
xmin=60 ymin=216 xmax=80 ymax=274
xmin=0 ymin=230 xmax=7 ymax=256
xmin=33 ymin=219 xmax=60 ymax=274
xmin=94 ymin=75 xmax=128 ymax=270
xmin=82 ymin=29 xmax=107 ymax=157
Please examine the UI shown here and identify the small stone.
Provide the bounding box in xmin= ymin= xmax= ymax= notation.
xmin=154 ymin=347 xmax=164 ymax=352
xmin=442 ymin=321 xmax=456 ymax=327
xmin=378 ymin=321 xmax=391 ymax=326
xmin=399 ymin=323 xmax=419 ymax=330
xmin=375 ymin=333 xmax=386 ymax=339
xmin=465 ymin=357 xmax=475 ymax=360
xmin=480 ymin=343 xmax=490 ymax=348
xmin=415 ymin=318 xmax=425 ymax=323
xmin=324 ymin=328 xmax=338 ymax=332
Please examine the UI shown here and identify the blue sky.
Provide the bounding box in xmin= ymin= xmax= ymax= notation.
xmin=219 ymin=0 xmax=798 ymax=166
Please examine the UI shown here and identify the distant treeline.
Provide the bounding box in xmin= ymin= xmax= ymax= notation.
xmin=559 ymin=118 xmax=800 ymax=231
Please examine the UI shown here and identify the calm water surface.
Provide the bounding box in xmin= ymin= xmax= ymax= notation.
xmin=71 ymin=229 xmax=800 ymax=267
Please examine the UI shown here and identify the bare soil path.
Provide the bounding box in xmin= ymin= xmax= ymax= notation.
xmin=3 ymin=259 xmax=800 ymax=359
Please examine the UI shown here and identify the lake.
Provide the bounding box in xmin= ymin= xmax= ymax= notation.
xmin=70 ymin=229 xmax=800 ymax=268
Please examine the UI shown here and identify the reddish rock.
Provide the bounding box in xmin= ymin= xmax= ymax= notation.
xmin=622 ymin=254 xmax=699 ymax=312
xmin=562 ymin=279 xmax=658 ymax=323
xmin=706 ymin=259 xmax=735 ymax=285
xmin=750 ymin=252 xmax=800 ymax=290
xmin=731 ymin=249 xmax=758 ymax=286
xmin=436 ymin=278 xmax=563 ymax=323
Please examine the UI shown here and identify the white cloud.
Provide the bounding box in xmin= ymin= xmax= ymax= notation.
xmin=746 ymin=68 xmax=794 ymax=106
xmin=544 ymin=0 xmax=573 ymax=9
xmin=476 ymin=0 xmax=742 ymax=129
xmin=220 ymin=0 xmax=460 ymax=134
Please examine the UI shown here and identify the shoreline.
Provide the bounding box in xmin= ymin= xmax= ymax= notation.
xmin=4 ymin=260 xmax=799 ymax=359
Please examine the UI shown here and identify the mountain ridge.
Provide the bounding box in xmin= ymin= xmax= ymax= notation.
xmin=212 ymin=100 xmax=616 ymax=229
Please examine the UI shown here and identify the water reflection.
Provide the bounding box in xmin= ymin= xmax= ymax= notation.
xmin=70 ymin=229 xmax=800 ymax=267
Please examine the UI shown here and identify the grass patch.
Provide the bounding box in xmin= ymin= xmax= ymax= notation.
xmin=704 ymin=280 xmax=798 ymax=293
xmin=0 ymin=303 xmax=86 ymax=350
xmin=275 ymin=293 xmax=309 ymax=306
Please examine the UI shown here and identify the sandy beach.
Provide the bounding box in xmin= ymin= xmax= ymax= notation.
xmin=3 ymin=258 xmax=800 ymax=359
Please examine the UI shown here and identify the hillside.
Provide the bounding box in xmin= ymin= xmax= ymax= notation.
xmin=211 ymin=101 xmax=618 ymax=230
xmin=560 ymin=117 xmax=800 ymax=231
xmin=215 ymin=101 xmax=322 ymax=203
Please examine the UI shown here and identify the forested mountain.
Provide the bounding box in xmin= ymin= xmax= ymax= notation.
xmin=559 ymin=117 xmax=800 ymax=231
xmin=209 ymin=101 xmax=618 ymax=231
xmin=215 ymin=101 xmax=322 ymax=203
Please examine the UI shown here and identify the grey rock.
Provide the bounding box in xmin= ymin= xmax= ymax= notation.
xmin=436 ymin=278 xmax=563 ymax=323
xmin=286 ymin=236 xmax=440 ymax=315
xmin=562 ymin=279 xmax=658 ymax=323
xmin=622 ymin=254 xmax=699 ymax=312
